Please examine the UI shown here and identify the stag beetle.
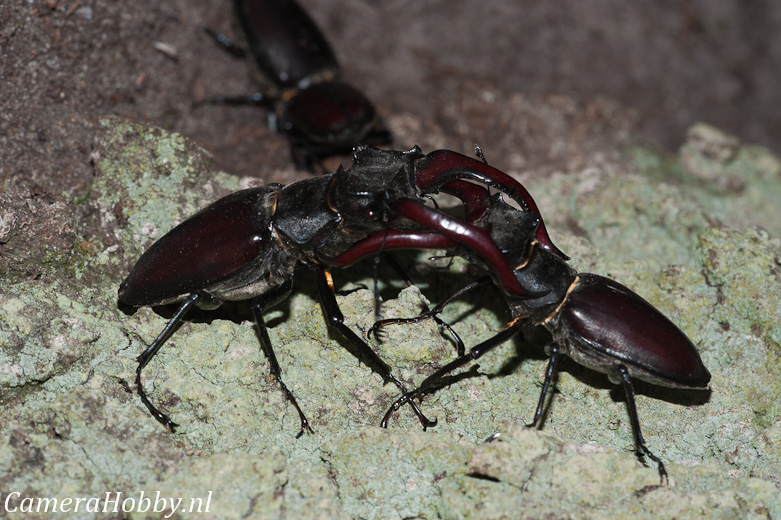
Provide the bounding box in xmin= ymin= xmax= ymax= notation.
xmin=206 ymin=0 xmax=392 ymax=170
xmin=120 ymin=146 xmax=427 ymax=434
xmin=119 ymin=145 xmax=565 ymax=434
xmin=330 ymin=169 xmax=711 ymax=483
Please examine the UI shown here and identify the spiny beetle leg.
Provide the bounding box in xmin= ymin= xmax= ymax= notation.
xmin=530 ymin=348 xmax=668 ymax=484
xmin=614 ymin=364 xmax=669 ymax=485
xmin=204 ymin=28 xmax=246 ymax=59
xmin=526 ymin=343 xmax=562 ymax=429
xmin=431 ymin=317 xmax=466 ymax=357
xmin=206 ymin=92 xmax=271 ymax=108
xmin=135 ymin=291 xmax=204 ymax=432
xmin=381 ymin=316 xmax=527 ymax=428
xmin=250 ymin=278 xmax=313 ymax=437
xmin=369 ymin=276 xmax=495 ymax=357
xmin=370 ymin=313 xmax=466 ymax=357
xmin=316 ymin=267 xmax=436 ymax=428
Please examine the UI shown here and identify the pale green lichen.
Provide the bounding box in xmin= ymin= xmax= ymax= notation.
xmin=91 ymin=116 xmax=244 ymax=259
xmin=1 ymin=118 xmax=780 ymax=519
xmin=636 ymin=122 xmax=781 ymax=238
xmin=438 ymin=425 xmax=780 ymax=520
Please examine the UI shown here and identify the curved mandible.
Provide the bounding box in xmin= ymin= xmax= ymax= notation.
xmin=392 ymin=199 xmax=545 ymax=298
xmin=439 ymin=180 xmax=492 ymax=223
xmin=324 ymin=198 xmax=544 ymax=298
xmin=324 ymin=229 xmax=457 ymax=268
xmin=415 ymin=150 xmax=568 ymax=260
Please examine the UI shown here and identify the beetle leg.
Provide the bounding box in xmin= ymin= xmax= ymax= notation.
xmin=135 ymin=291 xmax=203 ymax=432
xmin=369 ymin=276 xmax=495 ymax=357
xmin=288 ymin=137 xmax=330 ymax=173
xmin=614 ymin=364 xmax=669 ymax=485
xmin=372 ymin=308 xmax=466 ymax=357
xmin=326 ymin=232 xmax=468 ymax=353
xmin=204 ymin=28 xmax=247 ymax=59
xmin=381 ymin=316 xmax=527 ymax=428
xmin=370 ymin=250 xmax=425 ymax=323
xmin=316 ymin=266 xmax=436 ymax=428
xmin=206 ymin=92 xmax=272 ymax=108
xmin=250 ymin=278 xmax=313 ymax=437
xmin=203 ymin=28 xmax=276 ymax=109
xmin=527 ymin=343 xmax=562 ymax=429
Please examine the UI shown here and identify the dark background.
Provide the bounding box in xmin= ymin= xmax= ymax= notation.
xmin=2 ymin=0 xmax=779 ymax=196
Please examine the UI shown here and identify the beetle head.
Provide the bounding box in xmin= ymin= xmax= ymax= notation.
xmin=330 ymin=148 xmax=421 ymax=229
xmin=332 ymin=167 xmax=400 ymax=227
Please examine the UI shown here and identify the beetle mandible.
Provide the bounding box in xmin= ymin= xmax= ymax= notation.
xmin=331 ymin=165 xmax=711 ymax=483
xmin=119 ymin=145 xmax=563 ymax=434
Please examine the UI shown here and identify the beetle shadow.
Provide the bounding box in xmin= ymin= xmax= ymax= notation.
xmin=549 ymin=358 xmax=713 ymax=411
xmin=611 ymin=377 xmax=712 ymax=407
xmin=490 ymin=326 xmax=551 ymax=378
